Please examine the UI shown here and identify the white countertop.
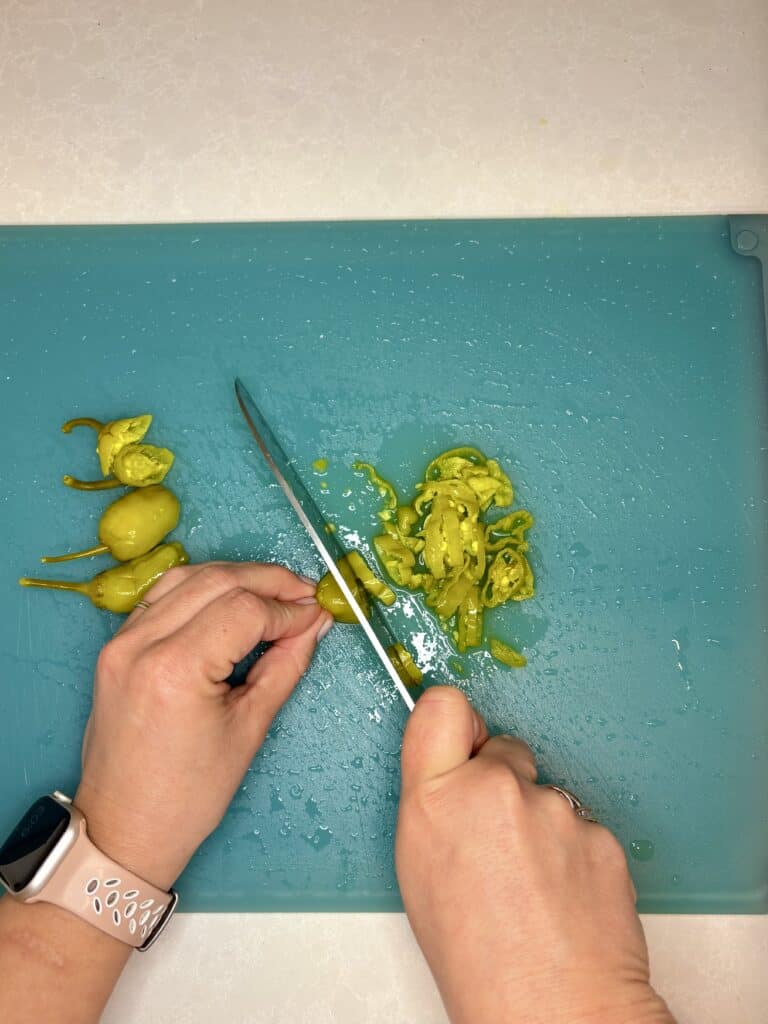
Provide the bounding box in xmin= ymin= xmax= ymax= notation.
xmin=3 ymin=2 xmax=767 ymax=1022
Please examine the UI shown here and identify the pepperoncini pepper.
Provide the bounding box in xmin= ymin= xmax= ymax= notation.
xmin=62 ymin=415 xmax=153 ymax=476
xmin=61 ymin=415 xmax=175 ymax=489
xmin=314 ymin=551 xmax=423 ymax=686
xmin=63 ymin=443 xmax=175 ymax=490
xmin=481 ymin=547 xmax=534 ymax=607
xmin=357 ymin=445 xmax=535 ymax=668
xmin=488 ymin=637 xmax=527 ymax=668
xmin=316 ymin=557 xmax=371 ymax=623
xmin=42 ymin=485 xmax=180 ymax=564
xmin=387 ymin=642 xmax=424 ymax=688
xmin=19 ymin=542 xmax=189 ymax=613
xmin=315 ymin=551 xmax=396 ymax=623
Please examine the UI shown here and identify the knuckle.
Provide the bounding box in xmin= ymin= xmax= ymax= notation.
xmin=95 ymin=635 xmax=133 ymax=681
xmin=404 ymin=777 xmax=458 ymax=826
xmin=134 ymin=640 xmax=184 ymax=693
xmin=590 ymin=825 xmax=628 ymax=869
xmin=225 ymin=586 xmax=264 ymax=618
xmin=196 ymin=563 xmax=234 ymax=591
xmin=492 ymin=769 xmax=526 ymax=812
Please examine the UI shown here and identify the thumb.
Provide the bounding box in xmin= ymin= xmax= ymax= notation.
xmin=400 ymin=686 xmax=487 ymax=794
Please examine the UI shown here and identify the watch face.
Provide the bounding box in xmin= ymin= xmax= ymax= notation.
xmin=0 ymin=796 xmax=71 ymax=893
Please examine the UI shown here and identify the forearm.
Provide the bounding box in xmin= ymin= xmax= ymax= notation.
xmin=0 ymin=896 xmax=130 ymax=1024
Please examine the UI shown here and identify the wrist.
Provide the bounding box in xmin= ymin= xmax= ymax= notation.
xmin=73 ymin=783 xmax=188 ymax=892
xmin=539 ymin=978 xmax=675 ymax=1024
xmin=449 ymin=974 xmax=674 ymax=1024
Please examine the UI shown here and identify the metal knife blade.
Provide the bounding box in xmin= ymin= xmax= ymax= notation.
xmin=234 ymin=378 xmax=415 ymax=712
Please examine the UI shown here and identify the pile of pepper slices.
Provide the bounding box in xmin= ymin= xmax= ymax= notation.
xmin=357 ymin=447 xmax=534 ymax=669
xmin=316 ymin=447 xmax=535 ymax=674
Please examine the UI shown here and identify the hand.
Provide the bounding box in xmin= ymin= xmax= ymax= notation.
xmin=75 ymin=562 xmax=332 ymax=890
xmin=395 ymin=688 xmax=675 ymax=1024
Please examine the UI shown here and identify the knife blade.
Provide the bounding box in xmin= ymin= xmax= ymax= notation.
xmin=234 ymin=378 xmax=415 ymax=712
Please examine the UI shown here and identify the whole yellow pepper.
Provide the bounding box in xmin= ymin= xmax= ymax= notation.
xmin=42 ymin=485 xmax=180 ymax=564
xmin=19 ymin=542 xmax=189 ymax=613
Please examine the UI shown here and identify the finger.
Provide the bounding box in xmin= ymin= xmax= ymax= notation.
xmin=400 ymin=686 xmax=487 ymax=794
xmin=237 ymin=610 xmax=334 ymax=739
xmin=120 ymin=562 xmax=317 ymax=637
xmin=474 ymin=734 xmax=538 ymax=783
xmin=160 ymin=588 xmax=325 ymax=683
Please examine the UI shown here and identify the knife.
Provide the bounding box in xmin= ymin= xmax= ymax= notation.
xmin=234 ymin=378 xmax=416 ymax=712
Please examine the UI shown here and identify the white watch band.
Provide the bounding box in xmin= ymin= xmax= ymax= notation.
xmin=27 ymin=793 xmax=177 ymax=951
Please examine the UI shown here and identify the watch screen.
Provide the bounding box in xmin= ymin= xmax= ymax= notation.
xmin=0 ymin=796 xmax=71 ymax=893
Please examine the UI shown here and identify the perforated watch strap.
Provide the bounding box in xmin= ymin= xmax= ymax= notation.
xmin=30 ymin=803 xmax=176 ymax=950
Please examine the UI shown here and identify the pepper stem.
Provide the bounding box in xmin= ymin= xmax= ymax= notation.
xmin=41 ymin=544 xmax=109 ymax=564
xmin=61 ymin=417 xmax=104 ymax=434
xmin=62 ymin=474 xmax=121 ymax=491
xmin=19 ymin=577 xmax=89 ymax=595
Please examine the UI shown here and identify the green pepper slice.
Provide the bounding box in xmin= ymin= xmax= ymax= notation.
xmin=489 ymin=637 xmax=527 ymax=668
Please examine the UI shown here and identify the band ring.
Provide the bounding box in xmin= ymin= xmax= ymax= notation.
xmin=134 ymin=600 xmax=151 ymax=611
xmin=546 ymin=785 xmax=598 ymax=822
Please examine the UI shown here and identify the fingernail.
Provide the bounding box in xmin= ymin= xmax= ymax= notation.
xmin=298 ymin=574 xmax=317 ymax=587
xmin=472 ymin=710 xmax=485 ymax=745
xmin=316 ymin=617 xmax=334 ymax=642
xmin=294 ymin=595 xmax=318 ymax=605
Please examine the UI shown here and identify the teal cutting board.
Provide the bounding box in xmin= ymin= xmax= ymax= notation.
xmin=1 ymin=217 xmax=767 ymax=913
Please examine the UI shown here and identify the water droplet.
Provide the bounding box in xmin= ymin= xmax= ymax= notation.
xmin=303 ymin=826 xmax=333 ymax=851
xmin=630 ymin=839 xmax=655 ymax=862
xmin=568 ymin=542 xmax=591 ymax=559
xmin=269 ymin=788 xmax=284 ymax=813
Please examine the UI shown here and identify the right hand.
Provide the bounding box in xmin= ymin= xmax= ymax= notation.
xmin=395 ymin=687 xmax=675 ymax=1024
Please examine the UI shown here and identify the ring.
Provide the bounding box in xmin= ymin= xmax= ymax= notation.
xmin=134 ymin=600 xmax=151 ymax=611
xmin=546 ymin=785 xmax=598 ymax=823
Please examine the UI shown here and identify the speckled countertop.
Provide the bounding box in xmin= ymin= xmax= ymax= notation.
xmin=3 ymin=3 xmax=768 ymax=1022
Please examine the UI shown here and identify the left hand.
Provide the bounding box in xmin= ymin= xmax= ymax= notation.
xmin=75 ymin=562 xmax=332 ymax=890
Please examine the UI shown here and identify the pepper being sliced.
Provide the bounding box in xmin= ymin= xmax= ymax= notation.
xmin=387 ymin=642 xmax=424 ymax=687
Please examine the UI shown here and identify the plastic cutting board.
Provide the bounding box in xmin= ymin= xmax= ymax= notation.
xmin=1 ymin=216 xmax=767 ymax=913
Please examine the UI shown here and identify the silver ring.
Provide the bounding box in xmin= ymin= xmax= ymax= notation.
xmin=134 ymin=600 xmax=151 ymax=611
xmin=546 ymin=785 xmax=598 ymax=823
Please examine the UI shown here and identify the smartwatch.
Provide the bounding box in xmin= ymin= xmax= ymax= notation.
xmin=0 ymin=792 xmax=177 ymax=951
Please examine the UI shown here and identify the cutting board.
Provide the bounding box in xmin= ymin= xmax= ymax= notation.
xmin=1 ymin=217 xmax=766 ymax=913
